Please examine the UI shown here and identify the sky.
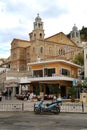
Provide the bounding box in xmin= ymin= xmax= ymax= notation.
xmin=0 ymin=0 xmax=87 ymax=58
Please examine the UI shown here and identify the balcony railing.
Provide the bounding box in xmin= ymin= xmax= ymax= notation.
xmin=0 ymin=70 xmax=78 ymax=82
xmin=32 ymin=73 xmax=77 ymax=79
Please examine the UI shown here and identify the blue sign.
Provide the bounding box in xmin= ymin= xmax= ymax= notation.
xmin=73 ymin=79 xmax=77 ymax=86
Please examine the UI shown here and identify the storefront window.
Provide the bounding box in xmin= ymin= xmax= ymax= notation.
xmin=33 ymin=70 xmax=43 ymax=77
xmin=61 ymin=68 xmax=70 ymax=76
xmin=47 ymin=68 xmax=55 ymax=77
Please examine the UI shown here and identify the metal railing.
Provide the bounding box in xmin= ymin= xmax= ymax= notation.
xmin=0 ymin=101 xmax=87 ymax=113
xmin=0 ymin=103 xmax=23 ymax=111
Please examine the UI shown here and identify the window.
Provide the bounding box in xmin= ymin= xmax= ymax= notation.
xmin=33 ymin=70 xmax=43 ymax=77
xmin=72 ymin=32 xmax=75 ymax=38
xmin=34 ymin=33 xmax=36 ymax=39
xmin=47 ymin=68 xmax=55 ymax=77
xmin=76 ymin=32 xmax=78 ymax=37
xmin=59 ymin=49 xmax=65 ymax=55
xmin=40 ymin=33 xmax=42 ymax=38
xmin=44 ymin=68 xmax=48 ymax=76
xmin=44 ymin=68 xmax=55 ymax=77
xmin=40 ymin=47 xmax=43 ymax=53
xmin=38 ymin=23 xmax=41 ymax=28
xmin=61 ymin=68 xmax=70 ymax=76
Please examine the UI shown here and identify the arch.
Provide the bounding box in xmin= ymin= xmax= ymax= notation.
xmin=40 ymin=33 xmax=42 ymax=38
xmin=59 ymin=48 xmax=65 ymax=55
xmin=34 ymin=33 xmax=36 ymax=39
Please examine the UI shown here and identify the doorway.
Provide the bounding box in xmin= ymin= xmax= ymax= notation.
xmin=61 ymin=86 xmax=66 ymax=98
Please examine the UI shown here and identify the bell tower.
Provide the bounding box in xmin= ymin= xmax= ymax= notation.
xmin=70 ymin=24 xmax=81 ymax=46
xmin=29 ymin=14 xmax=45 ymax=41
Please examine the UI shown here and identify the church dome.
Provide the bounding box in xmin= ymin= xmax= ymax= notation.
xmin=35 ymin=14 xmax=41 ymax=22
xmin=72 ymin=24 xmax=78 ymax=31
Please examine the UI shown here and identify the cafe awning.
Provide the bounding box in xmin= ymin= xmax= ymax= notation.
xmin=4 ymin=79 xmax=18 ymax=88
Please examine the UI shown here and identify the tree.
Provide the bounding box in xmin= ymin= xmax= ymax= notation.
xmin=73 ymin=51 xmax=84 ymax=66
xmin=69 ymin=86 xmax=76 ymax=102
xmin=80 ymin=26 xmax=87 ymax=41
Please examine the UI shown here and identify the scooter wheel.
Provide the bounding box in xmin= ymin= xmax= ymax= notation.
xmin=34 ymin=108 xmax=41 ymax=114
xmin=54 ymin=107 xmax=60 ymax=114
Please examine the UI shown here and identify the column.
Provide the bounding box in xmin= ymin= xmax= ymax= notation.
xmin=12 ymin=87 xmax=16 ymax=97
xmin=19 ymin=85 xmax=22 ymax=95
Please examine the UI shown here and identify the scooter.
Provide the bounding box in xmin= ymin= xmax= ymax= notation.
xmin=34 ymin=98 xmax=60 ymax=114
xmin=34 ymin=98 xmax=44 ymax=114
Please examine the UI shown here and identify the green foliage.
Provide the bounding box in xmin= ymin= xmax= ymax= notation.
xmin=67 ymin=33 xmax=70 ymax=38
xmin=80 ymin=26 xmax=87 ymax=41
xmin=73 ymin=52 xmax=84 ymax=66
xmin=69 ymin=87 xmax=76 ymax=96
xmin=47 ymin=84 xmax=60 ymax=95
xmin=34 ymin=87 xmax=40 ymax=96
xmin=69 ymin=86 xmax=76 ymax=102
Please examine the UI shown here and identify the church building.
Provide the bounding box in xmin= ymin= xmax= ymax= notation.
xmin=10 ymin=14 xmax=82 ymax=71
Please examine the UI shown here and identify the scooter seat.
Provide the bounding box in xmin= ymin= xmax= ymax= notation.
xmin=46 ymin=102 xmax=55 ymax=107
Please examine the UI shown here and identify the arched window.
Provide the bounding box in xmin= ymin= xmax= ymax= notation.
xmin=40 ymin=47 xmax=43 ymax=53
xmin=59 ymin=49 xmax=61 ymax=55
xmin=59 ymin=49 xmax=65 ymax=55
xmin=72 ymin=32 xmax=75 ymax=38
xmin=63 ymin=49 xmax=65 ymax=55
xmin=34 ymin=33 xmax=36 ymax=39
xmin=38 ymin=23 xmax=41 ymax=28
xmin=76 ymin=32 xmax=78 ymax=37
xmin=40 ymin=33 xmax=42 ymax=38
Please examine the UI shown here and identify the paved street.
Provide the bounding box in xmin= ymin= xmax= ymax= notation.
xmin=0 ymin=111 xmax=87 ymax=130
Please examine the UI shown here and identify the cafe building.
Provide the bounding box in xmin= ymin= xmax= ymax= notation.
xmin=27 ymin=59 xmax=82 ymax=98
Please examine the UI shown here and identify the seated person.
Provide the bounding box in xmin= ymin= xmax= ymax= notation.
xmin=56 ymin=96 xmax=62 ymax=104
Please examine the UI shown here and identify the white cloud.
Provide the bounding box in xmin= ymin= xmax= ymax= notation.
xmin=0 ymin=42 xmax=10 ymax=58
xmin=0 ymin=0 xmax=87 ymax=58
